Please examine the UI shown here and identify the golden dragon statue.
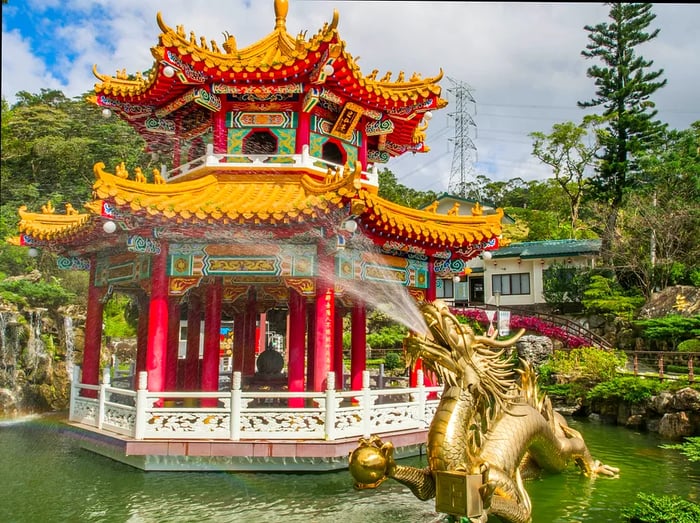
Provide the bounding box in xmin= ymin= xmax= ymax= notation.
xmin=349 ymin=301 xmax=618 ymax=523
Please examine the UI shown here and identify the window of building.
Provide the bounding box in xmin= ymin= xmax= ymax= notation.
xmin=242 ymin=130 xmax=277 ymax=155
xmin=436 ymin=278 xmax=454 ymax=299
xmin=492 ymin=273 xmax=530 ymax=296
xmin=322 ymin=140 xmax=344 ymax=165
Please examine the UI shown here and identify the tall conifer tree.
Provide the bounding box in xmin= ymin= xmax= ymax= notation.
xmin=578 ymin=3 xmax=667 ymax=262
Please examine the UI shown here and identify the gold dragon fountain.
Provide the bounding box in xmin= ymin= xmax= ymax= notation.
xmin=349 ymin=301 xmax=619 ymax=523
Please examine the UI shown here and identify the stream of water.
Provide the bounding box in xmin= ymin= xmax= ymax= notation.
xmin=1 ymin=413 xmax=698 ymax=523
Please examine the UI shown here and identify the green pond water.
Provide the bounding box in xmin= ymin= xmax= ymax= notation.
xmin=1 ymin=413 xmax=698 ymax=523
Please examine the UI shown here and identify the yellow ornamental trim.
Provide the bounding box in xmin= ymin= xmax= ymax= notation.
xmin=17 ymin=205 xmax=94 ymax=241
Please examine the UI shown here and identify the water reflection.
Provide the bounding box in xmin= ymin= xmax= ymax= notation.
xmin=1 ymin=414 xmax=699 ymax=523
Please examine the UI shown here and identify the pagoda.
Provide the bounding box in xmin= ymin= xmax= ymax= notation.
xmin=12 ymin=0 xmax=504 ymax=410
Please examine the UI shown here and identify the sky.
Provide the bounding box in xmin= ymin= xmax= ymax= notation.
xmin=2 ymin=1 xmax=699 ymax=194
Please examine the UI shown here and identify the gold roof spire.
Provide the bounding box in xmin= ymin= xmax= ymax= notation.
xmin=274 ymin=0 xmax=289 ymax=31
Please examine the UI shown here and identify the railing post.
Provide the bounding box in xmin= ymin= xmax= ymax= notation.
xmin=98 ymin=367 xmax=110 ymax=430
xmin=301 ymin=144 xmax=310 ymax=166
xmin=325 ymin=372 xmax=336 ymax=441
xmin=658 ymin=354 xmax=664 ymax=381
xmin=134 ymin=371 xmax=148 ymax=440
xmin=361 ymin=370 xmax=372 ymax=438
xmin=689 ymin=356 xmax=694 ymax=384
xmin=378 ymin=363 xmax=385 ymax=389
xmin=69 ymin=365 xmax=81 ymax=421
xmin=416 ymin=369 xmax=426 ymax=424
xmin=230 ymin=371 xmax=242 ymax=441
xmin=633 ymin=352 xmax=639 ymax=377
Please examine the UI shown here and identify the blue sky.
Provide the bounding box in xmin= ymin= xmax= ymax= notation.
xmin=3 ymin=1 xmax=699 ymax=191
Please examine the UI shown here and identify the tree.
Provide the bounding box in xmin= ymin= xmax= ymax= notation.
xmin=530 ymin=119 xmax=601 ymax=238
xmin=579 ymin=3 xmax=667 ymax=263
xmin=378 ymin=168 xmax=437 ymax=209
xmin=614 ymin=123 xmax=700 ymax=295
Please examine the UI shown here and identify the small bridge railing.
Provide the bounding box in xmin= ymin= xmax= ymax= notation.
xmin=620 ymin=350 xmax=700 ymax=383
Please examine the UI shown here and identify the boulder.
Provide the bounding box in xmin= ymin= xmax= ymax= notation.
xmin=671 ymin=387 xmax=700 ymax=412
xmin=658 ymin=411 xmax=693 ymax=440
xmin=515 ymin=335 xmax=553 ymax=368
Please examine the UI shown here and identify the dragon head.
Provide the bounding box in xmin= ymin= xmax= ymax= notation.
xmin=404 ymin=300 xmax=525 ymax=399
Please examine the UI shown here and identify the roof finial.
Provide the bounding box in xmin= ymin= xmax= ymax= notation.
xmin=274 ymin=0 xmax=288 ymax=30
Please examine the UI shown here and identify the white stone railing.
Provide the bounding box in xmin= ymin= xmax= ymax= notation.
xmin=69 ymin=366 xmax=441 ymax=441
xmin=163 ymin=144 xmax=380 ymax=188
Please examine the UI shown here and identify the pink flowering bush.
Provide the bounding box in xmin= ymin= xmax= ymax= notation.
xmin=452 ymin=308 xmax=590 ymax=348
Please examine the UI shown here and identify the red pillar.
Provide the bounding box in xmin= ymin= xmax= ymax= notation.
xmin=295 ymin=110 xmax=310 ymax=153
xmin=233 ymin=311 xmax=245 ymax=373
xmin=288 ymin=289 xmax=306 ymax=407
xmin=257 ymin=312 xmax=267 ymax=354
xmin=334 ymin=305 xmax=344 ymax=389
xmin=411 ymin=262 xmax=437 ymax=388
xmin=81 ymin=260 xmax=104 ymax=397
xmin=184 ymin=291 xmax=202 ymax=391
xmin=313 ymin=253 xmax=335 ymax=392
xmin=135 ymin=294 xmax=149 ymax=375
xmin=243 ymin=289 xmax=257 ymax=377
xmin=201 ymin=278 xmax=223 ymax=406
xmin=165 ymin=296 xmax=180 ymax=392
xmin=146 ymin=246 xmax=169 ymax=394
xmin=359 ymin=130 xmax=368 ymax=170
xmin=213 ymin=108 xmax=227 ymax=154
xmin=351 ymin=301 xmax=366 ymax=391
xmin=306 ymin=306 xmax=316 ymax=391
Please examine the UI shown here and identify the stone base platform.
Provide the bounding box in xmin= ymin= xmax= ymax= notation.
xmin=63 ymin=421 xmax=428 ymax=472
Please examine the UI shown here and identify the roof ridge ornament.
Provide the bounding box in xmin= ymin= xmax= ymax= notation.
xmin=274 ymin=0 xmax=289 ymax=31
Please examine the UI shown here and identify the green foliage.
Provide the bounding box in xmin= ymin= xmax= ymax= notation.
xmin=582 ymin=274 xmax=645 ymax=318
xmin=587 ymin=376 xmax=664 ymax=405
xmin=366 ymin=326 xmax=407 ymax=352
xmin=377 ymin=168 xmax=437 ymax=209
xmin=539 ymin=347 xmax=626 ymax=384
xmin=622 ymin=492 xmax=700 ymax=523
xmin=0 ymin=278 xmax=76 ymax=309
xmin=579 ymin=3 xmax=668 ymax=262
xmin=103 ymin=294 xmax=137 ymax=338
xmin=678 ymin=339 xmax=700 ymax=353
xmin=634 ymin=315 xmax=700 ymax=349
xmin=383 ymin=352 xmax=403 ymax=371
xmin=660 ymin=437 xmax=700 ymax=462
xmin=542 ymin=263 xmax=590 ymax=307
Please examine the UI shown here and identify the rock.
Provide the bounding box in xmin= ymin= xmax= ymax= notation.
xmin=625 ymin=414 xmax=645 ymax=429
xmin=515 ymin=335 xmax=553 ymax=368
xmin=658 ymin=411 xmax=693 ymax=440
xmin=671 ymin=387 xmax=700 ymax=411
xmin=650 ymin=391 xmax=674 ymax=414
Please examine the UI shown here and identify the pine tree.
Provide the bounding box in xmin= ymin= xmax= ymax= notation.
xmin=578 ymin=3 xmax=667 ymax=264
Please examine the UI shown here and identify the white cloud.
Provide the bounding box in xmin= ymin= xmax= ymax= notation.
xmin=2 ymin=1 xmax=699 ymax=188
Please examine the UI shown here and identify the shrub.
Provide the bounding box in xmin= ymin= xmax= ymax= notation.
xmin=622 ymin=492 xmax=700 ymax=522
xmin=678 ymin=338 xmax=700 ymax=353
xmin=384 ymin=352 xmax=403 ymax=371
xmin=587 ymin=376 xmax=664 ymax=405
xmin=0 ymin=278 xmax=76 ymax=309
xmin=538 ymin=347 xmax=627 ymax=384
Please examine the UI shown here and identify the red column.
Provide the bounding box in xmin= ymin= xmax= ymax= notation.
xmin=306 ymin=304 xmax=316 ymax=391
xmin=184 ymin=291 xmax=202 ymax=391
xmin=233 ymin=311 xmax=245 ymax=373
xmin=81 ymin=260 xmax=104 ymax=397
xmin=288 ymin=289 xmax=306 ymax=407
xmin=243 ymin=289 xmax=257 ymax=377
xmin=135 ymin=295 xmax=149 ymax=375
xmin=201 ymin=278 xmax=223 ymax=407
xmin=351 ymin=300 xmax=366 ymax=391
xmin=334 ymin=305 xmax=344 ymax=389
xmin=165 ymin=296 xmax=180 ymax=392
xmin=213 ymin=108 xmax=227 ymax=154
xmin=257 ymin=312 xmax=267 ymax=354
xmin=296 ymin=110 xmax=310 ymax=153
xmin=146 ymin=246 xmax=169 ymax=394
xmin=427 ymin=261 xmax=437 ymax=301
xmin=359 ymin=130 xmax=368 ymax=170
xmin=313 ymin=253 xmax=335 ymax=392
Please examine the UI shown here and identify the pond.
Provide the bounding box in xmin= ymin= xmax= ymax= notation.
xmin=1 ymin=413 xmax=698 ymax=522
